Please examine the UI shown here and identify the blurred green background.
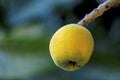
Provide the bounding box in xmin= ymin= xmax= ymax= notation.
xmin=0 ymin=0 xmax=120 ymax=80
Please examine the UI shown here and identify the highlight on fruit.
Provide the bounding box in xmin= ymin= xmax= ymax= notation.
xmin=49 ymin=24 xmax=94 ymax=71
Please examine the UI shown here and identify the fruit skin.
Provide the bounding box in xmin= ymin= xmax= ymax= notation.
xmin=49 ymin=24 xmax=94 ymax=71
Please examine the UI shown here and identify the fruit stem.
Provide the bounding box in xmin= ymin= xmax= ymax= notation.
xmin=77 ymin=0 xmax=120 ymax=26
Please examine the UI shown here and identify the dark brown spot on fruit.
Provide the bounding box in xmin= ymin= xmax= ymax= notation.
xmin=68 ymin=61 xmax=76 ymax=66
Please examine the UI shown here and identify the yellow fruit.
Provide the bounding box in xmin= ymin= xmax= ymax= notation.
xmin=49 ymin=24 xmax=94 ymax=71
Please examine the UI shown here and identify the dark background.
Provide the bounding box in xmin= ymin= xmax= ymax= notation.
xmin=0 ymin=0 xmax=120 ymax=80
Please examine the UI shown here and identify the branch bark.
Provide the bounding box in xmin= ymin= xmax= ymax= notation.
xmin=77 ymin=0 xmax=120 ymax=26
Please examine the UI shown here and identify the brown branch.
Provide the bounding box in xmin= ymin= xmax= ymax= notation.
xmin=77 ymin=0 xmax=120 ymax=26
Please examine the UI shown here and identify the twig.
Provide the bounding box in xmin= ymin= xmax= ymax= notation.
xmin=77 ymin=0 xmax=120 ymax=26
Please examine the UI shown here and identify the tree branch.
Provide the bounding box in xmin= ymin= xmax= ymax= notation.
xmin=77 ymin=0 xmax=120 ymax=26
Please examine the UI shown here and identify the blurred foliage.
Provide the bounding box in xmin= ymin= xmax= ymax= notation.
xmin=0 ymin=0 xmax=120 ymax=80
